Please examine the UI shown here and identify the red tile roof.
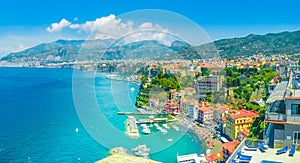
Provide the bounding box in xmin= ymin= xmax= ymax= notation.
xmin=205 ymin=151 xmax=223 ymax=162
xmin=222 ymin=140 xmax=240 ymax=153
xmin=229 ymin=109 xmax=259 ymax=119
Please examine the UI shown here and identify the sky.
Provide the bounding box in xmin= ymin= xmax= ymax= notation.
xmin=0 ymin=0 xmax=300 ymax=57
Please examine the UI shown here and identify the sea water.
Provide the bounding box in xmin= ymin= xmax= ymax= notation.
xmin=0 ymin=68 xmax=205 ymax=163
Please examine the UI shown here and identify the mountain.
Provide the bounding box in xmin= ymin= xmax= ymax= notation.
xmin=213 ymin=30 xmax=300 ymax=59
xmin=2 ymin=30 xmax=300 ymax=64
xmin=1 ymin=39 xmax=182 ymax=63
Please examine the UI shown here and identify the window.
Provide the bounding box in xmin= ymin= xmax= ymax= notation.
xmin=291 ymin=104 xmax=300 ymax=115
xmin=293 ymin=131 xmax=300 ymax=144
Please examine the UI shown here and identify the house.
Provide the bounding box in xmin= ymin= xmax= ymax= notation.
xmin=149 ymin=98 xmax=159 ymax=107
xmin=213 ymin=104 xmax=229 ymax=134
xmin=225 ymin=109 xmax=259 ymax=140
xmin=164 ymin=99 xmax=180 ymax=115
xmin=265 ymin=70 xmax=300 ymax=148
xmin=180 ymin=98 xmax=198 ymax=120
xmin=222 ymin=140 xmax=239 ymax=160
xmin=193 ymin=75 xmax=224 ymax=97
xmin=197 ymin=102 xmax=213 ymax=124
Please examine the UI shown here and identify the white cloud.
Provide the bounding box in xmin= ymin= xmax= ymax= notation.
xmin=46 ymin=14 xmax=173 ymax=45
xmin=46 ymin=18 xmax=71 ymax=33
xmin=139 ymin=22 xmax=153 ymax=29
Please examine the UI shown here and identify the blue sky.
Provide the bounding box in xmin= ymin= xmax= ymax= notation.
xmin=0 ymin=0 xmax=300 ymax=57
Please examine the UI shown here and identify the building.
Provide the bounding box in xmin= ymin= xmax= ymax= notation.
xmin=222 ymin=140 xmax=239 ymax=161
xmin=181 ymin=87 xmax=196 ymax=99
xmin=164 ymin=99 xmax=180 ymax=115
xmin=197 ymin=102 xmax=213 ymax=124
xmin=193 ymin=75 xmax=223 ymax=97
xmin=180 ymin=99 xmax=198 ymax=120
xmin=96 ymin=153 xmax=162 ymax=163
xmin=149 ymin=98 xmax=159 ymax=107
xmin=265 ymin=70 xmax=300 ymax=148
xmin=225 ymin=109 xmax=259 ymax=140
xmin=213 ymin=104 xmax=229 ymax=134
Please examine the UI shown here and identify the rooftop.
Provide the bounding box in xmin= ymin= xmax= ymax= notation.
xmin=238 ymin=145 xmax=300 ymax=163
xmin=227 ymin=139 xmax=300 ymax=163
xmin=95 ymin=153 xmax=162 ymax=163
xmin=222 ymin=140 xmax=240 ymax=153
xmin=228 ymin=109 xmax=259 ymax=119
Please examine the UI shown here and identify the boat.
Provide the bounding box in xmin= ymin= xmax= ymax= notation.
xmin=132 ymin=144 xmax=150 ymax=158
xmin=140 ymin=124 xmax=151 ymax=134
xmin=172 ymin=125 xmax=179 ymax=131
xmin=167 ymin=138 xmax=173 ymax=142
xmin=130 ymin=87 xmax=135 ymax=91
xmin=142 ymin=128 xmax=151 ymax=134
xmin=161 ymin=129 xmax=167 ymax=134
xmin=162 ymin=123 xmax=170 ymax=129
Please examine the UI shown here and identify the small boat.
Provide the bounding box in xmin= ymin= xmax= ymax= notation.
xmin=162 ymin=124 xmax=170 ymax=129
xmin=142 ymin=128 xmax=151 ymax=134
xmin=172 ymin=126 xmax=179 ymax=131
xmin=167 ymin=138 xmax=173 ymax=142
xmin=161 ymin=129 xmax=167 ymax=134
xmin=130 ymin=87 xmax=135 ymax=91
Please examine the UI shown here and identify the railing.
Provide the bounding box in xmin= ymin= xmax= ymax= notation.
xmin=265 ymin=112 xmax=286 ymax=121
xmin=226 ymin=138 xmax=264 ymax=163
xmin=287 ymin=114 xmax=300 ymax=122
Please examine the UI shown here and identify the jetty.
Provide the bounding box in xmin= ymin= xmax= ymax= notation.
xmin=126 ymin=116 xmax=139 ymax=138
xmin=117 ymin=112 xmax=164 ymax=115
xmin=136 ymin=118 xmax=176 ymax=124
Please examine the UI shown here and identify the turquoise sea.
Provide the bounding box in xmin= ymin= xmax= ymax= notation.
xmin=0 ymin=68 xmax=205 ymax=163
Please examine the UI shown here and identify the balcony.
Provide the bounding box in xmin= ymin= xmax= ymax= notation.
xmin=265 ymin=112 xmax=286 ymax=122
xmin=287 ymin=114 xmax=300 ymax=123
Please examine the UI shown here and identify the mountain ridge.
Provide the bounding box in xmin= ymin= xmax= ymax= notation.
xmin=2 ymin=29 xmax=300 ymax=63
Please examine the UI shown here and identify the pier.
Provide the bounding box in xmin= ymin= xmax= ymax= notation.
xmin=137 ymin=118 xmax=176 ymax=124
xmin=117 ymin=112 xmax=164 ymax=115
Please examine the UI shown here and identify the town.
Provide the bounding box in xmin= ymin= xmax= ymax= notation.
xmin=92 ymin=53 xmax=300 ymax=163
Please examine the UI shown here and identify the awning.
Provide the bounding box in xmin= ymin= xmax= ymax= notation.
xmin=266 ymin=81 xmax=288 ymax=103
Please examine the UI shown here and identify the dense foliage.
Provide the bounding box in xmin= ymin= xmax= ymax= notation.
xmin=225 ymin=67 xmax=279 ymax=139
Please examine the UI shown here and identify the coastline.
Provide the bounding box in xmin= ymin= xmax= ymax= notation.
xmin=178 ymin=117 xmax=222 ymax=155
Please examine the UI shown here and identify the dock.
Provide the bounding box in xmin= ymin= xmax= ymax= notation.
xmin=137 ymin=118 xmax=176 ymax=124
xmin=117 ymin=112 xmax=163 ymax=115
xmin=126 ymin=116 xmax=139 ymax=138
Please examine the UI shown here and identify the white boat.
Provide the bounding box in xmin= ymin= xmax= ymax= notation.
xmin=130 ymin=87 xmax=135 ymax=91
xmin=161 ymin=129 xmax=167 ymax=134
xmin=172 ymin=126 xmax=179 ymax=131
xmin=167 ymin=138 xmax=173 ymax=142
xmin=162 ymin=124 xmax=170 ymax=129
xmin=142 ymin=128 xmax=151 ymax=134
xmin=141 ymin=124 xmax=147 ymax=128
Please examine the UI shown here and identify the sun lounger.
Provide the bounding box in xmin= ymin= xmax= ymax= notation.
xmin=259 ymin=142 xmax=267 ymax=152
xmin=245 ymin=145 xmax=258 ymax=151
xmin=238 ymin=156 xmax=251 ymax=163
xmin=289 ymin=145 xmax=296 ymax=156
xmin=276 ymin=146 xmax=288 ymax=154
xmin=237 ymin=152 xmax=252 ymax=159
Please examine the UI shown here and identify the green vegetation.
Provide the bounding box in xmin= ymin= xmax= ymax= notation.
xmin=225 ymin=67 xmax=279 ymax=139
xmin=136 ymin=67 xmax=181 ymax=107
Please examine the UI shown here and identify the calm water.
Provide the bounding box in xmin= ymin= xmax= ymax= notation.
xmin=0 ymin=68 xmax=205 ymax=163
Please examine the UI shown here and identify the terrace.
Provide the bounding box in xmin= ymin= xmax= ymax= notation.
xmin=226 ymin=138 xmax=300 ymax=163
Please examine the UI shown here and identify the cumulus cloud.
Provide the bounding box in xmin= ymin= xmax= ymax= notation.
xmin=46 ymin=18 xmax=71 ymax=33
xmin=46 ymin=14 xmax=173 ymax=45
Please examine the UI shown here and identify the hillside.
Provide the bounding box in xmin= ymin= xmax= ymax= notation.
xmin=2 ymin=30 xmax=300 ymax=63
xmin=213 ymin=30 xmax=300 ymax=59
